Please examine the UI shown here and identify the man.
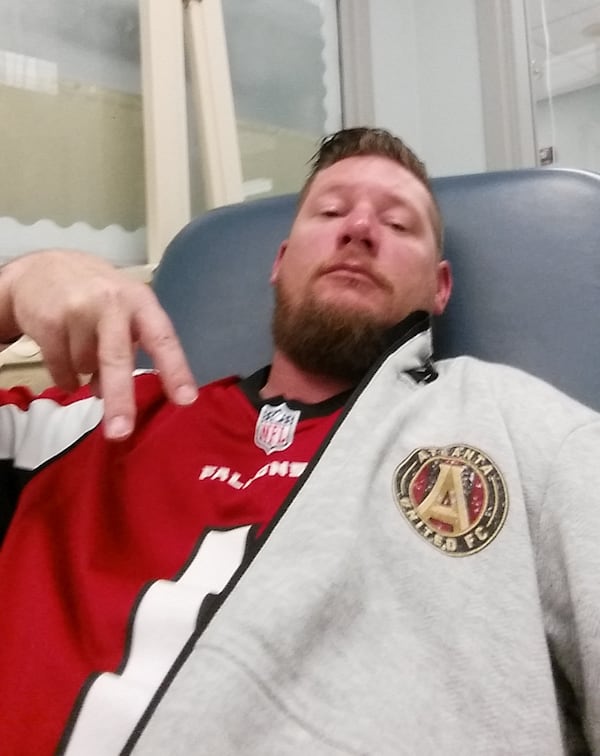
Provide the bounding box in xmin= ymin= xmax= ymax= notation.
xmin=0 ymin=128 xmax=598 ymax=755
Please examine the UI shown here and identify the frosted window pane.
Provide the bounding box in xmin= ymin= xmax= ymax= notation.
xmin=219 ymin=0 xmax=342 ymax=203
xmin=0 ymin=0 xmax=146 ymax=266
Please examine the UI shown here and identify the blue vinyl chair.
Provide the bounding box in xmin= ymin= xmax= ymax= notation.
xmin=141 ymin=168 xmax=600 ymax=411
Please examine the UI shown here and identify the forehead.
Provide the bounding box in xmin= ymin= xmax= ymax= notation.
xmin=305 ymin=155 xmax=433 ymax=210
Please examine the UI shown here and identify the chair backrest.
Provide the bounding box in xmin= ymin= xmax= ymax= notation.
xmin=144 ymin=168 xmax=600 ymax=411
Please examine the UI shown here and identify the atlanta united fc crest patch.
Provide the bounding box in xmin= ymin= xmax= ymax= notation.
xmin=254 ymin=402 xmax=301 ymax=455
xmin=393 ymin=445 xmax=508 ymax=556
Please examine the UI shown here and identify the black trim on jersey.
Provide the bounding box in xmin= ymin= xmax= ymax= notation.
xmin=239 ymin=367 xmax=354 ymax=418
xmin=0 ymin=464 xmax=29 ymax=546
xmin=57 ymin=675 xmax=101 ymax=753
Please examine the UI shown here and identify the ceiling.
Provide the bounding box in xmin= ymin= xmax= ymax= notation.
xmin=526 ymin=0 xmax=600 ymax=99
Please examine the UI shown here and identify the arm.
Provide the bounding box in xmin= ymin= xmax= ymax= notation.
xmin=536 ymin=420 xmax=600 ymax=751
xmin=0 ymin=249 xmax=197 ymax=439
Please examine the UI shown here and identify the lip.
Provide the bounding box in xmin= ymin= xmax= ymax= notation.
xmin=320 ymin=264 xmax=381 ymax=286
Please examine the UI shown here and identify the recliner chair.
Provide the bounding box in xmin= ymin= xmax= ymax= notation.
xmin=142 ymin=168 xmax=600 ymax=411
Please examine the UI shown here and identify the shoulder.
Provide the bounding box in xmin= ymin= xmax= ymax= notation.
xmin=438 ymin=355 xmax=596 ymax=410
xmin=435 ymin=355 xmax=600 ymax=439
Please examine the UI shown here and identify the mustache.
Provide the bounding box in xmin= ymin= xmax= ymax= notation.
xmin=312 ymin=260 xmax=394 ymax=294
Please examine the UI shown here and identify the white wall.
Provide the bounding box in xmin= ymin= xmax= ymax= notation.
xmin=367 ymin=0 xmax=487 ymax=177
xmin=368 ymin=0 xmax=421 ymax=150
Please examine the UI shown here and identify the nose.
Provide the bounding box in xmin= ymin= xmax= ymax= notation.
xmin=338 ymin=205 xmax=379 ymax=254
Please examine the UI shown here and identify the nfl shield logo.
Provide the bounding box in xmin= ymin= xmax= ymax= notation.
xmin=254 ymin=402 xmax=301 ymax=455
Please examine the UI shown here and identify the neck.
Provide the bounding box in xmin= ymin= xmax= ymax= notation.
xmin=260 ymin=349 xmax=355 ymax=404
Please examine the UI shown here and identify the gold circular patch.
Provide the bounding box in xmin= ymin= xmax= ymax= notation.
xmin=393 ymin=445 xmax=508 ymax=556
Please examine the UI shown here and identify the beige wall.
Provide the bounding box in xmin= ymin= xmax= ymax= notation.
xmin=238 ymin=120 xmax=317 ymax=196
xmin=1 ymin=77 xmax=318 ymax=234
xmin=0 ymin=80 xmax=145 ymax=230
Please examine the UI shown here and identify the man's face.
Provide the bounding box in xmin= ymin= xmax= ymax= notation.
xmin=271 ymin=155 xmax=451 ymax=329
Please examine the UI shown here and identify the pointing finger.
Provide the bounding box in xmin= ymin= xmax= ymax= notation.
xmin=96 ymin=305 xmax=136 ymax=440
xmin=132 ymin=293 xmax=197 ymax=406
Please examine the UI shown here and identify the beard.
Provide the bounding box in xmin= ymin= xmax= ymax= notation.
xmin=271 ymin=282 xmax=392 ymax=384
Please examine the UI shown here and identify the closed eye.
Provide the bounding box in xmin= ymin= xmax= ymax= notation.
xmin=388 ymin=221 xmax=408 ymax=232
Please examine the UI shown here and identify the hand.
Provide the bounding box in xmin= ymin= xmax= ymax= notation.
xmin=0 ymin=250 xmax=197 ymax=439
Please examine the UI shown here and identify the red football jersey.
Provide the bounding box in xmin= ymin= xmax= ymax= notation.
xmin=0 ymin=369 xmax=348 ymax=755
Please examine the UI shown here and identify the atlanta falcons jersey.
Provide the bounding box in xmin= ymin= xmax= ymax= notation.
xmin=0 ymin=368 xmax=349 ymax=755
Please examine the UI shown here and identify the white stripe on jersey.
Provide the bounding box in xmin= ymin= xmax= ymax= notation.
xmin=0 ymin=396 xmax=104 ymax=469
xmin=64 ymin=525 xmax=252 ymax=756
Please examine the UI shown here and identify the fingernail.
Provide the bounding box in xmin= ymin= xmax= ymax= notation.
xmin=174 ymin=385 xmax=197 ymax=405
xmin=106 ymin=416 xmax=132 ymax=440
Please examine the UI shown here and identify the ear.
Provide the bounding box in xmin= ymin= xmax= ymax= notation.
xmin=270 ymin=241 xmax=288 ymax=284
xmin=432 ymin=260 xmax=452 ymax=315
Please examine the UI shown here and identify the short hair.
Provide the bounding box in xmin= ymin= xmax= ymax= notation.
xmin=299 ymin=127 xmax=443 ymax=255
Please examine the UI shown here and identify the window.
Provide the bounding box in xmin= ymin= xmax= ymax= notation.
xmin=0 ymin=0 xmax=146 ymax=267
xmin=191 ymin=0 xmax=343 ymax=211
xmin=525 ymin=0 xmax=600 ymax=171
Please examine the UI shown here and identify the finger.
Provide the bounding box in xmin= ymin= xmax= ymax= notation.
xmin=96 ymin=306 xmax=136 ymax=440
xmin=38 ymin=327 xmax=81 ymax=393
xmin=68 ymin=324 xmax=100 ymax=377
xmin=133 ymin=294 xmax=197 ymax=405
xmin=88 ymin=371 xmax=101 ymax=398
